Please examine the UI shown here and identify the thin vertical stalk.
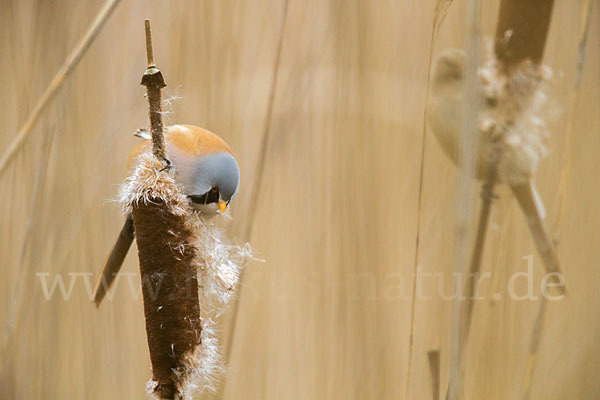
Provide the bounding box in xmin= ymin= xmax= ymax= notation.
xmin=446 ymin=1 xmax=483 ymax=399
xmin=551 ymin=0 xmax=593 ymax=239
xmin=217 ymin=2 xmax=290 ymax=397
xmin=0 ymin=125 xmax=55 ymax=377
xmin=524 ymin=3 xmax=593 ymax=398
xmin=404 ymin=1 xmax=453 ymax=396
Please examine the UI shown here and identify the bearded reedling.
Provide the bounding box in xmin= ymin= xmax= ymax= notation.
xmin=427 ymin=48 xmax=564 ymax=293
xmin=92 ymin=124 xmax=240 ymax=306
xmin=93 ymin=21 xmax=250 ymax=399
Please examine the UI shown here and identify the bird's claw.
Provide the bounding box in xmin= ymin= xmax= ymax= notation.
xmin=159 ymin=157 xmax=171 ymax=172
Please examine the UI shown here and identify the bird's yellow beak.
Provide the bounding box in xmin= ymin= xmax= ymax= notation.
xmin=218 ymin=200 xmax=227 ymax=213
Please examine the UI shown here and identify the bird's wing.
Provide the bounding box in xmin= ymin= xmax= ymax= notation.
xmin=134 ymin=128 xmax=151 ymax=140
xmin=92 ymin=214 xmax=135 ymax=307
xmin=511 ymin=181 xmax=565 ymax=293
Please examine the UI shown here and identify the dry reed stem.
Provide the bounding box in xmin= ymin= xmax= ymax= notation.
xmin=521 ymin=296 xmax=547 ymax=400
xmin=404 ymin=1 xmax=454 ymax=396
xmin=551 ymin=0 xmax=593 ymax=240
xmin=522 ymin=3 xmax=594 ymax=398
xmin=217 ymin=2 xmax=290 ymax=396
xmin=0 ymin=127 xmax=55 ymax=376
xmin=242 ymin=0 xmax=290 ymax=242
xmin=0 ymin=0 xmax=121 ymax=176
xmin=446 ymin=2 xmax=484 ymax=398
xmin=461 ymin=160 xmax=498 ymax=342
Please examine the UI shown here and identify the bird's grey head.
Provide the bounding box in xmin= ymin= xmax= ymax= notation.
xmin=171 ymin=151 xmax=240 ymax=214
xmin=197 ymin=152 xmax=239 ymax=201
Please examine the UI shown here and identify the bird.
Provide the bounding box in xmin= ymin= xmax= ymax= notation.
xmin=427 ymin=49 xmax=564 ymax=285
xmin=92 ymin=124 xmax=240 ymax=306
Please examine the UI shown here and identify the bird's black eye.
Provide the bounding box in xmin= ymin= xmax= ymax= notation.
xmin=188 ymin=187 xmax=220 ymax=205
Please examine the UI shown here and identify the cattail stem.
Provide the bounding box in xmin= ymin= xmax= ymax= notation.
xmin=446 ymin=1 xmax=555 ymax=399
xmin=446 ymin=1 xmax=483 ymax=398
xmin=460 ymin=0 xmax=556 ymax=353
xmin=141 ymin=19 xmax=168 ymax=162
xmin=132 ymin=20 xmax=201 ymax=399
xmin=494 ymin=0 xmax=555 ymax=69
xmin=132 ymin=201 xmax=201 ymax=399
xmin=458 ymin=0 xmax=556 ymax=347
xmin=461 ymin=156 xmax=498 ymax=348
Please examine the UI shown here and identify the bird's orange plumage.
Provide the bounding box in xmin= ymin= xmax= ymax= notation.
xmin=128 ymin=124 xmax=233 ymax=170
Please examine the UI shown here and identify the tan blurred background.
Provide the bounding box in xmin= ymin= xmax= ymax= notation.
xmin=0 ymin=0 xmax=598 ymax=399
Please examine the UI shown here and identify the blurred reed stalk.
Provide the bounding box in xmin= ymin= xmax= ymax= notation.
xmin=523 ymin=2 xmax=594 ymax=399
xmin=0 ymin=124 xmax=55 ymax=377
xmin=446 ymin=1 xmax=555 ymax=400
xmin=404 ymin=1 xmax=453 ymax=397
xmin=551 ymin=0 xmax=593 ymax=240
xmin=0 ymin=0 xmax=121 ymax=176
xmin=446 ymin=1 xmax=483 ymax=399
xmin=217 ymin=2 xmax=289 ymax=397
xmin=1 ymin=0 xmax=121 ymax=382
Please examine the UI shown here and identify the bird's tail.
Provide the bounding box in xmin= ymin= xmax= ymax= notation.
xmin=511 ymin=181 xmax=566 ymax=294
xmin=92 ymin=214 xmax=135 ymax=307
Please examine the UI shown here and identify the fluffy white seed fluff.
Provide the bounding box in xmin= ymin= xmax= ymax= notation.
xmin=121 ymin=150 xmax=253 ymax=399
xmin=119 ymin=151 xmax=189 ymax=216
xmin=478 ymin=47 xmax=552 ymax=185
